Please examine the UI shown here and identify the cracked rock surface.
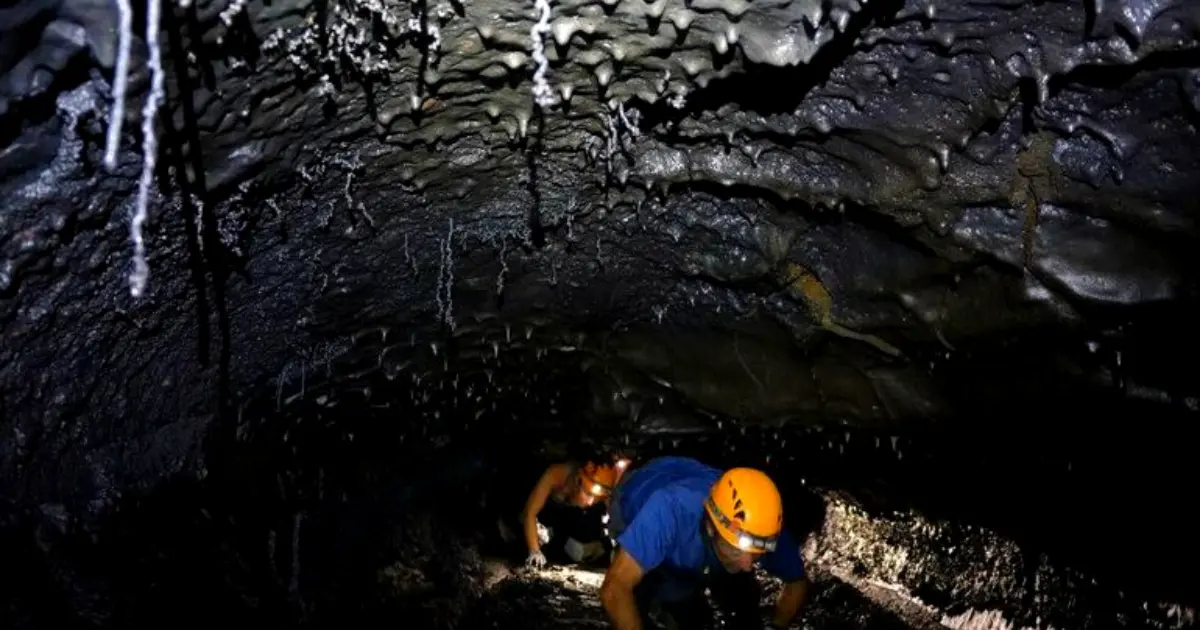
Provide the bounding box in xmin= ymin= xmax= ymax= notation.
xmin=1 ymin=0 xmax=1199 ymax=627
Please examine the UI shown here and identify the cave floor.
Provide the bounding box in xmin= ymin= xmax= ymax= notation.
xmin=459 ymin=560 xmax=944 ymax=630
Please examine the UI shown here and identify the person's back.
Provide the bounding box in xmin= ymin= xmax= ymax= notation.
xmin=610 ymin=456 xmax=722 ymax=579
xmin=614 ymin=456 xmax=719 ymax=520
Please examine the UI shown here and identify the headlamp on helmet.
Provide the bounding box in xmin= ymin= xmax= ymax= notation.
xmin=580 ymin=462 xmax=618 ymax=499
xmin=704 ymin=468 xmax=784 ymax=555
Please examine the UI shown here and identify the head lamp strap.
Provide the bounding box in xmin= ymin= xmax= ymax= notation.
xmin=705 ymin=497 xmax=778 ymax=552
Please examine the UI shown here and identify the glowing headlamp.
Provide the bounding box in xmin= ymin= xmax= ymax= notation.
xmin=706 ymin=496 xmax=779 ymax=553
xmin=735 ymin=532 xmax=778 ymax=552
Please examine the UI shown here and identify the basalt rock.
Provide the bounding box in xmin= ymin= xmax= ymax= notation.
xmin=1 ymin=0 xmax=1199 ymax=627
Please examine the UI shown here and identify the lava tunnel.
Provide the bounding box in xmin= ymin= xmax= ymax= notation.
xmin=2 ymin=0 xmax=1200 ymax=628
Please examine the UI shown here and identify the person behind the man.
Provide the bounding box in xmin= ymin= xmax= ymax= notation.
xmin=599 ymin=456 xmax=809 ymax=630
xmin=506 ymin=457 xmax=629 ymax=569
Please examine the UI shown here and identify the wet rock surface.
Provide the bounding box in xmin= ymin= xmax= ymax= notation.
xmin=2 ymin=0 xmax=1200 ymax=627
xmin=804 ymin=494 xmax=1196 ymax=630
xmin=460 ymin=565 xmax=939 ymax=630
xmin=3 ymin=0 xmax=1199 ymax=484
xmin=462 ymin=567 xmax=611 ymax=630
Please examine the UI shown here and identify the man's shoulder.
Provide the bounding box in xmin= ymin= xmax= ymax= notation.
xmin=641 ymin=481 xmax=707 ymax=515
xmin=641 ymin=456 xmax=718 ymax=476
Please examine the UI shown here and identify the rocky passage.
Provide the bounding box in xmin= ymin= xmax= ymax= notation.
xmin=2 ymin=0 xmax=1200 ymax=627
xmin=462 ymin=563 xmax=937 ymax=630
xmin=3 ymin=357 xmax=1195 ymax=628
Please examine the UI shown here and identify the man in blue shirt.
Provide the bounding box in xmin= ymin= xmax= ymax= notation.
xmin=599 ymin=456 xmax=810 ymax=630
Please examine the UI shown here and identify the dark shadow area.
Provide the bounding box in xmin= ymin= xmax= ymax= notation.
xmin=457 ymin=569 xmax=928 ymax=630
xmin=0 ymin=339 xmax=611 ymax=629
xmin=1 ymin=317 xmax=1196 ymax=629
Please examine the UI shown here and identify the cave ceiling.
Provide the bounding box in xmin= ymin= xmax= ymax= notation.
xmin=1 ymin=0 xmax=1199 ymax=510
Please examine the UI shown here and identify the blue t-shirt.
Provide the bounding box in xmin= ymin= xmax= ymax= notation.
xmin=614 ymin=456 xmax=805 ymax=583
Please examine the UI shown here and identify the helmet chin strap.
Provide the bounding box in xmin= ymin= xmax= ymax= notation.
xmin=701 ymin=521 xmax=725 ymax=567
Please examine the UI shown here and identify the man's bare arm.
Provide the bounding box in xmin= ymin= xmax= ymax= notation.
xmin=522 ymin=464 xmax=569 ymax=552
xmin=599 ymin=549 xmax=646 ymax=630
xmin=770 ymin=577 xmax=809 ymax=628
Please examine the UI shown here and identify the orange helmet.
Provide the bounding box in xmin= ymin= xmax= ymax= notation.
xmin=579 ymin=462 xmax=620 ymax=500
xmin=704 ymin=468 xmax=783 ymax=554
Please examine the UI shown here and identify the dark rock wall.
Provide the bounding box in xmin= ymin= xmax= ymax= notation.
xmin=2 ymin=0 xmax=1200 ymax=627
xmin=2 ymin=0 xmax=1198 ymax=505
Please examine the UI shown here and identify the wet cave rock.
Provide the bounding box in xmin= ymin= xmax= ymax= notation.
xmin=1 ymin=0 xmax=1199 ymax=628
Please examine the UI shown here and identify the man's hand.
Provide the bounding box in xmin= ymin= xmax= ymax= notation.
xmin=770 ymin=578 xmax=809 ymax=628
xmin=526 ymin=550 xmax=547 ymax=569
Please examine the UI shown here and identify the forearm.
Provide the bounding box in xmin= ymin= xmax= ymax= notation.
xmin=770 ymin=578 xmax=809 ymax=628
xmin=523 ymin=467 xmax=564 ymax=553
xmin=523 ymin=511 xmax=541 ymax=552
xmin=600 ymin=586 xmax=643 ymax=630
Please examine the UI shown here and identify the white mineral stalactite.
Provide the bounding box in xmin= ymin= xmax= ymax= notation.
xmin=103 ymin=0 xmax=166 ymax=297
xmin=290 ymin=511 xmax=304 ymax=609
xmin=529 ymin=0 xmax=555 ymax=109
